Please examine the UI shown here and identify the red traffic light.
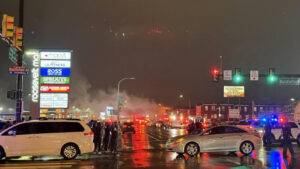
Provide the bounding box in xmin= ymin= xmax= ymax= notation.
xmin=211 ymin=68 xmax=220 ymax=75
xmin=211 ymin=67 xmax=220 ymax=82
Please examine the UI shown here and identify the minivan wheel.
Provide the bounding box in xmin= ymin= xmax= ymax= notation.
xmin=185 ymin=142 xmax=200 ymax=157
xmin=61 ymin=143 xmax=79 ymax=160
xmin=0 ymin=147 xmax=5 ymax=160
xmin=240 ymin=141 xmax=254 ymax=155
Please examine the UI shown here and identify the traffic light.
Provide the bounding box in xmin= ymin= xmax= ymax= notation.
xmin=1 ymin=14 xmax=14 ymax=38
xmin=13 ymin=27 xmax=23 ymax=48
xmin=266 ymin=68 xmax=278 ymax=84
xmin=7 ymin=90 xmax=17 ymax=100
xmin=233 ymin=68 xmax=244 ymax=84
xmin=211 ymin=67 xmax=220 ymax=82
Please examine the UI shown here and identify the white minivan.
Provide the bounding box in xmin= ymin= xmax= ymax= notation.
xmin=0 ymin=120 xmax=94 ymax=160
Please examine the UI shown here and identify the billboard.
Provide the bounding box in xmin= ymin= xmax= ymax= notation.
xmin=224 ymin=86 xmax=245 ymax=98
xmin=40 ymin=77 xmax=70 ymax=84
xmin=40 ymin=68 xmax=71 ymax=77
xmin=40 ymin=51 xmax=71 ymax=60
xmin=40 ymin=85 xmax=70 ymax=93
xmin=40 ymin=93 xmax=68 ymax=108
xmin=40 ymin=60 xmax=71 ymax=68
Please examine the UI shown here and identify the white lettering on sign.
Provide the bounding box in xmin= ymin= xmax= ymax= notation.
xmin=31 ymin=54 xmax=40 ymax=102
xmin=48 ymin=69 xmax=62 ymax=76
xmin=40 ymin=60 xmax=71 ymax=68
xmin=40 ymin=93 xmax=69 ymax=108
xmin=40 ymin=51 xmax=71 ymax=60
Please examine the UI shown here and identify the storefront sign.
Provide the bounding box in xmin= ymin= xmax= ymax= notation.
xmin=40 ymin=60 xmax=71 ymax=68
xmin=40 ymin=84 xmax=70 ymax=93
xmin=40 ymin=77 xmax=70 ymax=84
xmin=40 ymin=51 xmax=71 ymax=60
xmin=40 ymin=68 xmax=71 ymax=77
xmin=31 ymin=54 xmax=40 ymax=102
xmin=40 ymin=93 xmax=68 ymax=108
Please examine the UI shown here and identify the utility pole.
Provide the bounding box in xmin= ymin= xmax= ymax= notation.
xmin=15 ymin=0 xmax=24 ymax=122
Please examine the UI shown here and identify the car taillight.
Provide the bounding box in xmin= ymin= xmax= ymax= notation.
xmin=84 ymin=130 xmax=94 ymax=136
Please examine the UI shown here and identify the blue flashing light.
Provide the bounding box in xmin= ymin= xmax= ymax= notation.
xmin=262 ymin=118 xmax=267 ymax=122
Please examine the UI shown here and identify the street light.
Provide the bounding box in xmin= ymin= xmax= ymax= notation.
xmin=116 ymin=77 xmax=135 ymax=153
xmin=117 ymin=77 xmax=135 ymax=112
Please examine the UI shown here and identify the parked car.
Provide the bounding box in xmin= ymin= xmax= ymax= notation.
xmin=166 ymin=125 xmax=261 ymax=157
xmin=0 ymin=120 xmax=94 ymax=160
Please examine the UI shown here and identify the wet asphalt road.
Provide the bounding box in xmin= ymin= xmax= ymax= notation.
xmin=0 ymin=124 xmax=299 ymax=169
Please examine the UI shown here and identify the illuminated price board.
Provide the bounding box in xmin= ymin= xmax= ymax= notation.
xmin=40 ymin=85 xmax=70 ymax=93
xmin=40 ymin=68 xmax=71 ymax=77
xmin=40 ymin=77 xmax=70 ymax=84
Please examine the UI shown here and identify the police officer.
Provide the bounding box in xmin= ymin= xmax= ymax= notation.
xmin=110 ymin=122 xmax=118 ymax=153
xmin=281 ymin=120 xmax=295 ymax=158
xmin=92 ymin=122 xmax=101 ymax=153
xmin=263 ymin=122 xmax=272 ymax=146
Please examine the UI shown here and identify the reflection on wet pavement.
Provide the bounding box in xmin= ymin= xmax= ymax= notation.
xmin=119 ymin=124 xmax=299 ymax=169
xmin=0 ymin=125 xmax=299 ymax=169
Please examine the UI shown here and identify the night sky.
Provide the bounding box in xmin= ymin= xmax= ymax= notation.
xmin=1 ymin=0 xmax=300 ymax=108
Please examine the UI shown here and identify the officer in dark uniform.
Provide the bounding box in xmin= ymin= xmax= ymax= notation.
xmin=281 ymin=121 xmax=295 ymax=158
xmin=263 ymin=122 xmax=272 ymax=146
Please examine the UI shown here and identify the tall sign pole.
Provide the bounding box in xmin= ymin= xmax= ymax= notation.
xmin=15 ymin=0 xmax=24 ymax=122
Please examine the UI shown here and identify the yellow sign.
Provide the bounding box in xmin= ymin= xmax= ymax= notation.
xmin=224 ymin=86 xmax=245 ymax=98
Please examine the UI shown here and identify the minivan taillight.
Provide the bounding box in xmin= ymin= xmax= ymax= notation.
xmin=84 ymin=130 xmax=94 ymax=136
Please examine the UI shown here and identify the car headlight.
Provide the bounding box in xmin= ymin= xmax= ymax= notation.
xmin=258 ymin=129 xmax=264 ymax=133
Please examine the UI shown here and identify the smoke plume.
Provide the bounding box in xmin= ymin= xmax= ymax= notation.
xmin=70 ymin=73 xmax=158 ymax=118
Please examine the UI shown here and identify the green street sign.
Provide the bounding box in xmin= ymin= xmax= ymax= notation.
xmin=9 ymin=47 xmax=17 ymax=63
xmin=279 ymin=77 xmax=300 ymax=86
xmin=40 ymin=77 xmax=70 ymax=84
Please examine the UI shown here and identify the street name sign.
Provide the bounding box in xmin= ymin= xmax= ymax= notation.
xmin=279 ymin=78 xmax=300 ymax=86
xmin=9 ymin=66 xmax=29 ymax=75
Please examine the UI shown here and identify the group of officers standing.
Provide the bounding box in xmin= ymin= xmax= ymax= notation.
xmin=89 ymin=120 xmax=119 ymax=154
xmin=263 ymin=119 xmax=295 ymax=158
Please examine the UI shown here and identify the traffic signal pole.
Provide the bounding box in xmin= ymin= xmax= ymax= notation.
xmin=15 ymin=0 xmax=24 ymax=122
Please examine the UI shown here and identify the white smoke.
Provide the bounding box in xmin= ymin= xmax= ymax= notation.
xmin=70 ymin=73 xmax=158 ymax=118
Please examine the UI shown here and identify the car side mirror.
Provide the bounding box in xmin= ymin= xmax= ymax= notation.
xmin=8 ymin=130 xmax=16 ymax=136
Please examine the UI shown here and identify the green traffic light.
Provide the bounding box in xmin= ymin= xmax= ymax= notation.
xmin=233 ymin=74 xmax=243 ymax=84
xmin=267 ymin=74 xmax=278 ymax=84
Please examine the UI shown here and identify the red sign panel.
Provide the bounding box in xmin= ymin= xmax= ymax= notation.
xmin=9 ymin=66 xmax=29 ymax=75
xmin=40 ymin=85 xmax=70 ymax=93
